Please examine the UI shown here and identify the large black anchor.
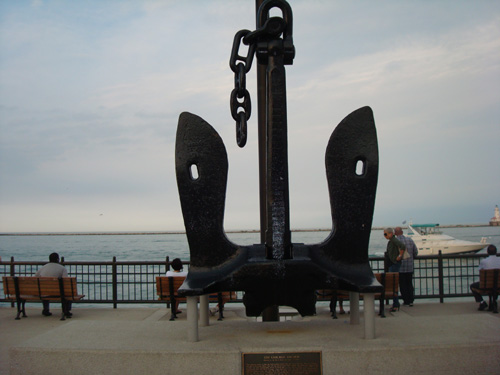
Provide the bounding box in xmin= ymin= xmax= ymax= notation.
xmin=176 ymin=0 xmax=382 ymax=317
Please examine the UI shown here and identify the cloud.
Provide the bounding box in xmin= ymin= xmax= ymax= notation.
xmin=0 ymin=1 xmax=499 ymax=232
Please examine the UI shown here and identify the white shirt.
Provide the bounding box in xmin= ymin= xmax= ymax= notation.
xmin=35 ymin=262 xmax=68 ymax=277
xmin=478 ymin=255 xmax=500 ymax=271
xmin=166 ymin=270 xmax=187 ymax=277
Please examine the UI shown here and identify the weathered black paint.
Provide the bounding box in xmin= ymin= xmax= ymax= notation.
xmin=175 ymin=0 xmax=382 ymax=317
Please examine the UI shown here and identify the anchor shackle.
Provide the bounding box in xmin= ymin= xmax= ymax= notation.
xmin=256 ymin=0 xmax=295 ymax=65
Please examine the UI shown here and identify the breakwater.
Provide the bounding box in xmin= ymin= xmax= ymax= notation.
xmin=0 ymin=223 xmax=492 ymax=236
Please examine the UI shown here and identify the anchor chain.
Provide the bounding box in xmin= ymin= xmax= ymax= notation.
xmin=230 ymin=30 xmax=255 ymax=148
xmin=229 ymin=0 xmax=293 ymax=148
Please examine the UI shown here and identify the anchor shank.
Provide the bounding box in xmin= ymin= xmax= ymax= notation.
xmin=256 ymin=4 xmax=267 ymax=245
xmin=264 ymin=39 xmax=291 ymax=260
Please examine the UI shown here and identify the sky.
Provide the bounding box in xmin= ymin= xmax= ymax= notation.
xmin=0 ymin=0 xmax=499 ymax=233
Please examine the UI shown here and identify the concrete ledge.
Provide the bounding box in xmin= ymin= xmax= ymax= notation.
xmin=10 ymin=349 xmax=240 ymax=375
xmin=10 ymin=340 xmax=500 ymax=375
xmin=3 ymin=303 xmax=500 ymax=375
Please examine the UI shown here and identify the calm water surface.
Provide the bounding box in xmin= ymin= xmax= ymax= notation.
xmin=1 ymin=226 xmax=499 ymax=262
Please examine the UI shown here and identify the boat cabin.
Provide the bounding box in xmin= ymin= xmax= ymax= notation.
xmin=408 ymin=224 xmax=442 ymax=236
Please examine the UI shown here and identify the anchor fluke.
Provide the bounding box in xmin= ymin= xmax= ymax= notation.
xmin=175 ymin=112 xmax=238 ymax=269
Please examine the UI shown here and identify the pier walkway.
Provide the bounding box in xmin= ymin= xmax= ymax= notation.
xmin=1 ymin=301 xmax=499 ymax=374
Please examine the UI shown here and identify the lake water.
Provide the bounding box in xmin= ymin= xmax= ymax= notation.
xmin=1 ymin=226 xmax=499 ymax=262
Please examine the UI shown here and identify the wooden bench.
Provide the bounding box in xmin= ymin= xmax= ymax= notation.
xmin=375 ymin=272 xmax=399 ymax=317
xmin=2 ymin=276 xmax=84 ymax=320
xmin=155 ymin=276 xmax=235 ymax=321
xmin=320 ymin=272 xmax=399 ymax=319
xmin=475 ymin=269 xmax=500 ymax=313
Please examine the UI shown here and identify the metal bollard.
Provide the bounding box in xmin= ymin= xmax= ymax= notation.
xmin=349 ymin=292 xmax=360 ymax=325
xmin=200 ymin=295 xmax=209 ymax=327
xmin=187 ymin=296 xmax=199 ymax=342
xmin=364 ymin=293 xmax=376 ymax=339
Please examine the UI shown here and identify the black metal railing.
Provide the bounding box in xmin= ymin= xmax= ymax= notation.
xmin=0 ymin=253 xmax=487 ymax=307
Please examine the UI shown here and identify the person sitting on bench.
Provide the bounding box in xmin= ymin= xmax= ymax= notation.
xmin=35 ymin=252 xmax=72 ymax=317
xmin=166 ymin=258 xmax=187 ymax=313
xmin=470 ymin=245 xmax=500 ymax=311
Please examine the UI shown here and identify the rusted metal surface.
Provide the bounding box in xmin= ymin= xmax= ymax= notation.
xmin=175 ymin=0 xmax=382 ymax=317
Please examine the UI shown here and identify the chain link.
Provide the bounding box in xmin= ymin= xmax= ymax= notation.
xmin=230 ymin=30 xmax=255 ymax=147
xmin=229 ymin=0 xmax=294 ymax=148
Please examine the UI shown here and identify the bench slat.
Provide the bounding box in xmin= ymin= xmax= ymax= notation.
xmin=155 ymin=276 xmax=234 ymax=302
xmin=2 ymin=276 xmax=85 ymax=320
xmin=156 ymin=276 xmax=187 ymax=301
xmin=155 ymin=276 xmax=235 ymax=321
xmin=2 ymin=276 xmax=84 ymax=300
xmin=318 ymin=273 xmax=398 ymax=319
xmin=375 ymin=272 xmax=399 ymax=297
xmin=318 ymin=273 xmax=399 ymax=300
xmin=479 ymin=269 xmax=500 ymax=290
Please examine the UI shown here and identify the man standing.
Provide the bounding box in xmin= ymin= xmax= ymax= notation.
xmin=35 ymin=252 xmax=71 ymax=317
xmin=470 ymin=245 xmax=500 ymax=311
xmin=395 ymin=227 xmax=418 ymax=306
xmin=384 ymin=228 xmax=405 ymax=311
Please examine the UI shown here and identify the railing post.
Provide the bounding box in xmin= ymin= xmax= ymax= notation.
xmin=10 ymin=256 xmax=15 ymax=276
xmin=10 ymin=257 xmax=15 ymax=307
xmin=438 ymin=250 xmax=444 ymax=303
xmin=112 ymin=256 xmax=118 ymax=309
xmin=164 ymin=256 xmax=171 ymax=308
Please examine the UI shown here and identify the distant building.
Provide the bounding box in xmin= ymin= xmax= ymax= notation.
xmin=490 ymin=205 xmax=500 ymax=226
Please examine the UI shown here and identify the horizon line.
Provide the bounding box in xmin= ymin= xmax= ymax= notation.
xmin=0 ymin=223 xmax=491 ymax=236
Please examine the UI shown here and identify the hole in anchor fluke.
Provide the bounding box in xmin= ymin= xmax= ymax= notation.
xmin=355 ymin=159 xmax=366 ymax=176
xmin=190 ymin=164 xmax=199 ymax=180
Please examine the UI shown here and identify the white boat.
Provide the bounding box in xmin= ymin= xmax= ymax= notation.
xmin=407 ymin=223 xmax=489 ymax=256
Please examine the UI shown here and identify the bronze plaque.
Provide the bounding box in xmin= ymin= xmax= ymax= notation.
xmin=242 ymin=351 xmax=322 ymax=375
